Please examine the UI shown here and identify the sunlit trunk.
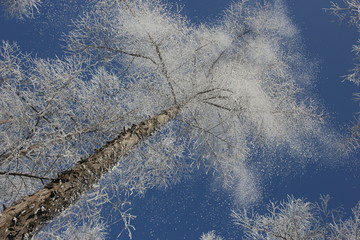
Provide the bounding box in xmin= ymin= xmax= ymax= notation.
xmin=0 ymin=105 xmax=180 ymax=240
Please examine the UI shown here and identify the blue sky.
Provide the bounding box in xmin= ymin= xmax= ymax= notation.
xmin=0 ymin=0 xmax=359 ymax=239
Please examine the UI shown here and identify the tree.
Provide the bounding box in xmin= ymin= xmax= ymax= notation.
xmin=200 ymin=231 xmax=224 ymax=240
xmin=327 ymin=0 xmax=360 ymax=148
xmin=0 ymin=0 xmax=42 ymax=19
xmin=231 ymin=195 xmax=360 ymax=240
xmin=0 ymin=0 xmax=341 ymax=238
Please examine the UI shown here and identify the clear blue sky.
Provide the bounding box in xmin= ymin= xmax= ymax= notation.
xmin=0 ymin=0 xmax=359 ymax=239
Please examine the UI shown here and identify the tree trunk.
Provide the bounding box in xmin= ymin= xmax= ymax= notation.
xmin=0 ymin=105 xmax=180 ymax=239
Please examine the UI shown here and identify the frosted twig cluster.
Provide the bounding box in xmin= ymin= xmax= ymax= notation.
xmin=0 ymin=0 xmax=41 ymax=19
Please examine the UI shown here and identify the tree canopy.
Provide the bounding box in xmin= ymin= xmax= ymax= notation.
xmin=0 ymin=0 xmax=356 ymax=239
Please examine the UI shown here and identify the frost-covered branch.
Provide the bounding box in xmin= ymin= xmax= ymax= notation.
xmin=327 ymin=0 xmax=360 ymax=24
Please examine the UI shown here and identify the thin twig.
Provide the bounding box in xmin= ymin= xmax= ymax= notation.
xmin=0 ymin=170 xmax=54 ymax=181
xmin=203 ymin=101 xmax=232 ymax=111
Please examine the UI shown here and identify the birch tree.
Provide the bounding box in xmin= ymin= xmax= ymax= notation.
xmin=0 ymin=0 xmax=341 ymax=238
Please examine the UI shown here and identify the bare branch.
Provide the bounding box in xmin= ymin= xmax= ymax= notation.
xmin=82 ymin=45 xmax=157 ymax=65
xmin=203 ymin=101 xmax=232 ymax=111
xmin=0 ymin=170 xmax=54 ymax=181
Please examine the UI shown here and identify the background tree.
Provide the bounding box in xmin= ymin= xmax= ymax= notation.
xmin=0 ymin=0 xmax=342 ymax=238
xmin=0 ymin=0 xmax=42 ymax=19
xmin=200 ymin=231 xmax=224 ymax=240
xmin=327 ymin=0 xmax=360 ymax=148
xmin=228 ymin=195 xmax=360 ymax=240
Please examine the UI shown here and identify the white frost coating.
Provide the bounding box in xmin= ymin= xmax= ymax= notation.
xmin=233 ymin=165 xmax=261 ymax=207
xmin=248 ymin=0 xmax=298 ymax=37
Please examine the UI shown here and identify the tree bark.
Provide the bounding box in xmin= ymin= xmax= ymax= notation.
xmin=0 ymin=105 xmax=180 ymax=239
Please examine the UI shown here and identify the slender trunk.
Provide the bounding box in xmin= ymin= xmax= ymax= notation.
xmin=0 ymin=105 xmax=180 ymax=239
